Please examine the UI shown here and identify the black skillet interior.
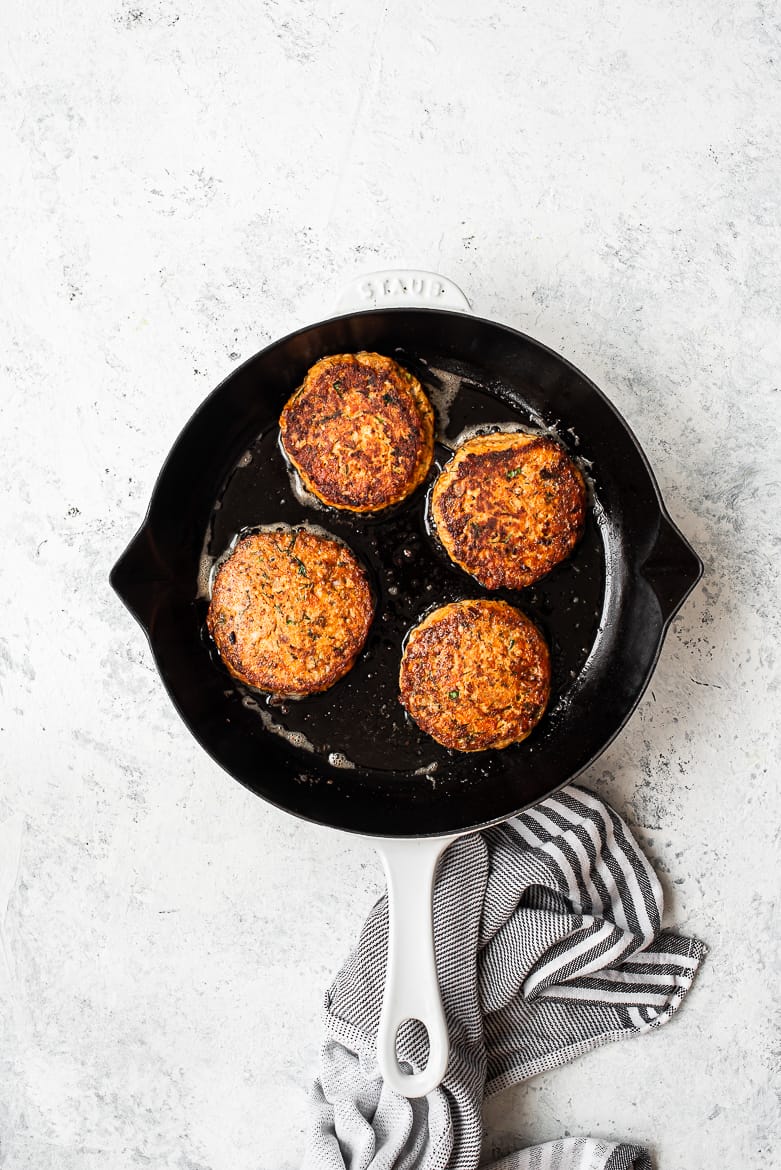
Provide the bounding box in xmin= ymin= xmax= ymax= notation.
xmin=111 ymin=309 xmax=702 ymax=836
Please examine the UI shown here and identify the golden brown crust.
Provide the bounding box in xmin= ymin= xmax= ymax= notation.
xmin=207 ymin=527 xmax=373 ymax=696
xmin=431 ymin=432 xmax=587 ymax=590
xmin=399 ymin=599 xmax=551 ymax=751
xmin=279 ymin=352 xmax=435 ymax=512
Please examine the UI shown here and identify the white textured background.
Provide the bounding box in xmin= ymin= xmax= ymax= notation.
xmin=1 ymin=1 xmax=779 ymax=1167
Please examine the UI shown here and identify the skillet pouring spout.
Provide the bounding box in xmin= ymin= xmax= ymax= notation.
xmin=641 ymin=513 xmax=703 ymax=625
xmin=110 ymin=523 xmax=174 ymax=636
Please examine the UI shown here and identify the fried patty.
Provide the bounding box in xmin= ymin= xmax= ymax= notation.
xmin=431 ymin=432 xmax=587 ymax=590
xmin=279 ymin=352 xmax=435 ymax=512
xmin=399 ymin=599 xmax=551 ymax=752
xmin=207 ymin=526 xmax=373 ymax=696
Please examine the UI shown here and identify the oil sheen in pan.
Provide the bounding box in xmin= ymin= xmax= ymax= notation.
xmin=196 ymin=357 xmax=607 ymax=777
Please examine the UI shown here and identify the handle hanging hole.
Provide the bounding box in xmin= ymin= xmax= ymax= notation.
xmin=394 ymin=1018 xmax=431 ymax=1069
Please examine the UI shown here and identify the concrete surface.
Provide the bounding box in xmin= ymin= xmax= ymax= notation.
xmin=1 ymin=1 xmax=779 ymax=1167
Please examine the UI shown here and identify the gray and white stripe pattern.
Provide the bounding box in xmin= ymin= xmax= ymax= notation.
xmin=304 ymin=785 xmax=705 ymax=1170
xmin=490 ymin=1139 xmax=651 ymax=1170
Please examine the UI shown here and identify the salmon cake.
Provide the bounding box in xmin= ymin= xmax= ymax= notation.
xmin=279 ymin=352 xmax=435 ymax=512
xmin=207 ymin=526 xmax=373 ymax=696
xmin=431 ymin=432 xmax=587 ymax=590
xmin=399 ymin=599 xmax=551 ymax=752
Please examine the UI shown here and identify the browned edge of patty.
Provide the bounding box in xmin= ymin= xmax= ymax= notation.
xmin=279 ymin=352 xmax=435 ymax=512
xmin=431 ymin=431 xmax=587 ymax=589
xmin=399 ymin=598 xmax=551 ymax=752
xmin=206 ymin=525 xmax=374 ymax=696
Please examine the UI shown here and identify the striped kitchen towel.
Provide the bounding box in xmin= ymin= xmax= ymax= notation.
xmin=304 ymin=784 xmax=705 ymax=1170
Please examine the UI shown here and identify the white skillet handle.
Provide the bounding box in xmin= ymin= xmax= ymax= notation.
xmin=336 ymin=269 xmax=472 ymax=315
xmin=374 ymin=834 xmax=458 ymax=1098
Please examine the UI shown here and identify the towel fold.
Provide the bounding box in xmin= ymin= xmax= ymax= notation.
xmin=304 ymin=785 xmax=705 ymax=1170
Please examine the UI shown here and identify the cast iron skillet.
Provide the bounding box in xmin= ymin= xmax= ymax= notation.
xmin=111 ymin=270 xmax=702 ymax=1096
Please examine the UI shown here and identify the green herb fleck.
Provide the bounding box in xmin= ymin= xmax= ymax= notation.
xmin=508 ymin=638 xmax=515 ymax=650
xmin=448 ymin=688 xmax=460 ymax=700
xmin=383 ymin=392 xmax=394 ymax=404
xmin=286 ymin=534 xmax=308 ymax=578
xmin=506 ymin=467 xmax=523 ymax=479
xmin=333 ymin=379 xmax=344 ymax=392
